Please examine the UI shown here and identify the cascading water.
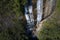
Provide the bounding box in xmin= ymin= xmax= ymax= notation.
xmin=24 ymin=0 xmax=43 ymax=40
xmin=24 ymin=0 xmax=37 ymax=39
xmin=25 ymin=0 xmax=34 ymax=33
xmin=25 ymin=5 xmax=30 ymax=24
xmin=37 ymin=0 xmax=43 ymax=25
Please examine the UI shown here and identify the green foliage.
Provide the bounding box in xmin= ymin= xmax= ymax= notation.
xmin=20 ymin=0 xmax=27 ymax=5
xmin=0 ymin=0 xmax=28 ymax=40
xmin=38 ymin=20 xmax=60 ymax=40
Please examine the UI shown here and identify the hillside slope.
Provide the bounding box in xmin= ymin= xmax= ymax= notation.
xmin=38 ymin=0 xmax=60 ymax=40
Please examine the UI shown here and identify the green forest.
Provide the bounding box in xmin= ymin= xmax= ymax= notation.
xmin=0 ymin=0 xmax=60 ymax=40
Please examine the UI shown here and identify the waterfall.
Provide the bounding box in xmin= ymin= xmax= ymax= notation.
xmin=25 ymin=5 xmax=31 ymax=24
xmin=28 ymin=0 xmax=34 ymax=28
xmin=24 ymin=0 xmax=35 ymax=38
xmin=25 ymin=0 xmax=34 ymax=31
xmin=24 ymin=0 xmax=43 ymax=40
xmin=37 ymin=0 xmax=43 ymax=24
xmin=24 ymin=0 xmax=56 ymax=40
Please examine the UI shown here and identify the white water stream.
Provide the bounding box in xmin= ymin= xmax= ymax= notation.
xmin=37 ymin=0 xmax=43 ymax=25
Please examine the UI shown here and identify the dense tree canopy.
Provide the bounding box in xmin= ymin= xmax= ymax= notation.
xmin=0 ymin=0 xmax=29 ymax=40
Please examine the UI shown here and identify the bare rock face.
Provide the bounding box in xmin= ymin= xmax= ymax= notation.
xmin=43 ymin=0 xmax=56 ymax=19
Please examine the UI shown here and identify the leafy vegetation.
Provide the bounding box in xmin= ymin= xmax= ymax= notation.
xmin=0 ymin=0 xmax=29 ymax=40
